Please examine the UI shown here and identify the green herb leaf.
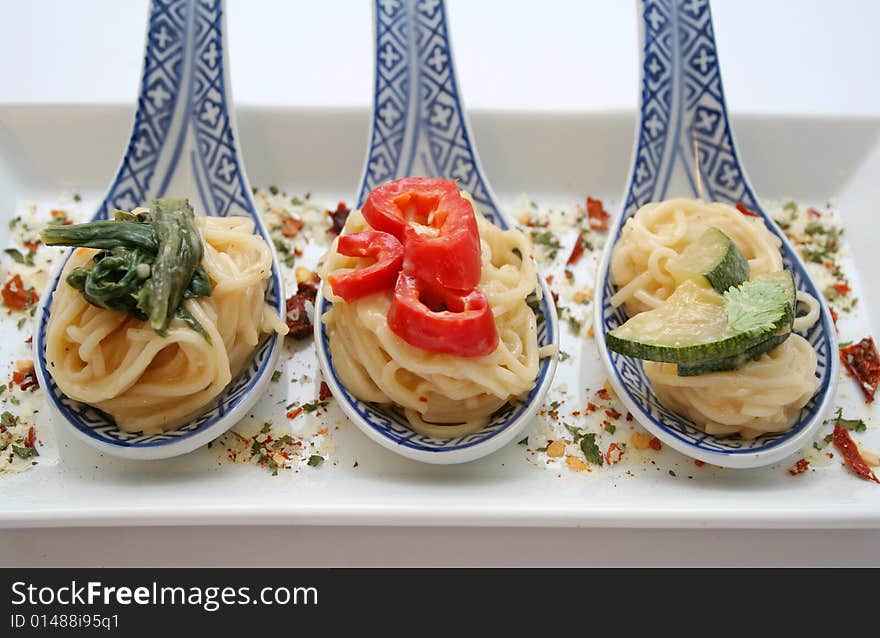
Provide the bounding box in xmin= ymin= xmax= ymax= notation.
xmin=724 ymin=277 xmax=787 ymax=335
xmin=307 ymin=454 xmax=324 ymax=467
xmin=517 ymin=437 xmax=528 ymax=445
xmin=271 ymin=370 xmax=282 ymax=383
xmin=302 ymin=400 xmax=328 ymax=413
xmin=4 ymin=248 xmax=24 ymax=263
xmin=12 ymin=444 xmax=38 ymax=459
xmin=580 ymin=433 xmax=603 ymax=466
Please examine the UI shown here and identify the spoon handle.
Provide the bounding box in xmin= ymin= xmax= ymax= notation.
xmin=360 ymin=0 xmax=504 ymax=225
xmin=627 ymin=0 xmax=760 ymax=217
xmin=99 ymin=0 xmax=258 ymax=224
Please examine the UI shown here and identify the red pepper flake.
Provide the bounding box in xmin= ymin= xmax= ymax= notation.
xmin=585 ymin=402 xmax=598 ymax=413
xmin=807 ymin=207 xmax=822 ymax=219
xmin=24 ymin=336 xmax=32 ymax=344
xmin=832 ymin=424 xmax=880 ymax=484
xmin=694 ymin=459 xmax=705 ymax=467
xmin=605 ymin=442 xmax=623 ymax=465
xmin=833 ymin=283 xmax=850 ymax=295
xmin=787 ymin=458 xmax=810 ymax=476
xmin=625 ymin=412 xmax=633 ymax=422
xmin=11 ymin=369 xmax=38 ymax=391
xmin=23 ymin=241 xmax=40 ymax=252
xmin=50 ymin=209 xmax=68 ymax=220
xmin=596 ymin=387 xmax=610 ymax=401
xmin=648 ymin=437 xmax=662 ymax=451
xmin=286 ymin=407 xmax=303 ymax=420
xmin=418 ymin=396 xmax=428 ymax=403
xmin=830 ymin=307 xmax=839 ymax=327
xmin=840 ymin=337 xmax=880 ymax=403
xmin=281 ymin=216 xmax=304 ymax=238
xmin=545 ymin=274 xmax=554 ymax=285
xmin=566 ymin=231 xmax=587 ymax=265
xmin=586 ymin=196 xmax=610 ymax=231
xmin=736 ymin=202 xmax=760 ymax=217
xmin=2 ymin=274 xmax=38 ymax=311
xmin=605 ymin=408 xmax=622 ymax=420
xmin=319 ymin=381 xmax=333 ymax=401
xmin=326 ymin=202 xmax=351 ymax=236
xmin=285 ymin=282 xmax=318 ymax=339
xmin=25 ymin=426 xmax=36 ymax=448
xmin=571 ymin=410 xmax=581 ymax=417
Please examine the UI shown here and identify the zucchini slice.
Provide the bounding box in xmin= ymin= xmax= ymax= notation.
xmin=606 ymin=271 xmax=795 ymax=365
xmin=666 ymin=227 xmax=749 ymax=293
xmin=676 ymin=326 xmax=791 ymax=376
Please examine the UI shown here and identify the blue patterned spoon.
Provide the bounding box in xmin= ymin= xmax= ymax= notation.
xmin=32 ymin=0 xmax=284 ymax=460
xmin=594 ymin=0 xmax=838 ymax=468
xmin=314 ymin=0 xmax=559 ymax=464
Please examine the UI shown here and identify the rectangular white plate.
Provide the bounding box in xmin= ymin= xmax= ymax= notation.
xmin=0 ymin=105 xmax=878 ymax=529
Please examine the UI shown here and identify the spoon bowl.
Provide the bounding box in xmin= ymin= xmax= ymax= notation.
xmin=32 ymin=0 xmax=285 ymax=460
xmin=314 ymin=0 xmax=559 ymax=464
xmin=593 ymin=0 xmax=838 ymax=468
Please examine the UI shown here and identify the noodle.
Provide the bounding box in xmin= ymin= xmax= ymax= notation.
xmin=610 ymin=198 xmax=820 ymax=439
xmin=45 ymin=216 xmax=287 ymax=433
xmin=321 ymin=208 xmax=542 ymax=438
xmin=645 ymin=334 xmax=820 ymax=439
xmin=611 ymin=198 xmax=782 ymax=315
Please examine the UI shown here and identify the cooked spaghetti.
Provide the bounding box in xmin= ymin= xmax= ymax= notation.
xmin=611 ymin=198 xmax=782 ymax=315
xmin=609 ymin=198 xmax=821 ymax=439
xmin=645 ymin=334 xmax=820 ymax=439
xmin=45 ymin=215 xmax=287 ymax=433
xmin=321 ymin=208 xmax=545 ymax=438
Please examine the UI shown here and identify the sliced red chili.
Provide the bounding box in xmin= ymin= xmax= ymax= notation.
xmin=586 ymin=196 xmax=610 ymax=231
xmin=832 ymin=424 xmax=880 ymax=483
xmin=328 ymin=230 xmax=404 ymax=302
xmin=736 ymin=202 xmax=760 ymax=217
xmin=387 ymin=272 xmax=498 ymax=357
xmin=362 ymin=177 xmax=481 ymax=290
xmin=840 ymin=337 xmax=880 ymax=403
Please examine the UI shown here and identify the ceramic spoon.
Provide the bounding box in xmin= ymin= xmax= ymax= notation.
xmin=314 ymin=0 xmax=559 ymax=464
xmin=32 ymin=0 xmax=285 ymax=460
xmin=594 ymin=0 xmax=838 ymax=468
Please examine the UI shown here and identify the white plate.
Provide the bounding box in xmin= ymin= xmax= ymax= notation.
xmin=0 ymin=105 xmax=878 ymax=528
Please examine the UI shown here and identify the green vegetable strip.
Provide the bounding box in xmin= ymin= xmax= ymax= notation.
xmin=41 ymin=220 xmax=158 ymax=252
xmin=41 ymin=198 xmax=212 ymax=339
xmin=141 ymin=199 xmax=203 ymax=333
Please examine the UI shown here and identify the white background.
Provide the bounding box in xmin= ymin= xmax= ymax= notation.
xmin=0 ymin=0 xmax=878 ymax=567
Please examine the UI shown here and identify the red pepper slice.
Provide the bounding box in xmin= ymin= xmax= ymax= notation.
xmin=736 ymin=202 xmax=761 ymax=217
xmin=832 ymin=423 xmax=880 ymax=484
xmin=840 ymin=337 xmax=880 ymax=403
xmin=328 ymin=231 xmax=404 ymax=302
xmin=387 ymin=273 xmax=498 ymax=357
xmin=362 ymin=177 xmax=481 ymax=290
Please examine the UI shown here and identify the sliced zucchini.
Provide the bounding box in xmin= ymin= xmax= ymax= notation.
xmin=676 ymin=326 xmax=791 ymax=376
xmin=606 ymin=271 xmax=795 ymax=365
xmin=666 ymin=227 xmax=749 ymax=293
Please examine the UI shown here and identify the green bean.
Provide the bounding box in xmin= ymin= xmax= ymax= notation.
xmin=47 ymin=198 xmax=213 ymax=339
xmin=139 ymin=198 xmax=203 ymax=333
xmin=42 ymin=220 xmax=158 ymax=252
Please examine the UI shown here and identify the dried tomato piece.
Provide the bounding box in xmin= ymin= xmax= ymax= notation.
xmin=25 ymin=426 xmax=36 ymax=448
xmin=285 ymin=281 xmax=318 ymax=339
xmin=11 ymin=369 xmax=38 ymax=392
xmin=586 ymin=196 xmax=610 ymax=231
xmin=2 ymin=274 xmax=38 ymax=311
xmin=832 ymin=423 xmax=880 ymax=484
xmin=566 ymin=231 xmax=587 ymax=265
xmin=318 ymin=381 xmax=332 ymax=401
xmin=787 ymin=458 xmax=810 ymax=476
xmin=281 ymin=216 xmax=304 ymax=238
xmin=605 ymin=442 xmax=623 ymax=465
xmin=736 ymin=202 xmax=760 ymax=217
xmin=840 ymin=337 xmax=880 ymax=403
xmin=326 ymin=202 xmax=351 ymax=236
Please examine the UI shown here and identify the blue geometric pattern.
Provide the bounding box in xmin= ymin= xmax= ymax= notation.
xmin=329 ymin=0 xmax=558 ymax=456
xmin=34 ymin=0 xmax=283 ymax=451
xmin=597 ymin=0 xmax=837 ymax=459
xmin=358 ymin=0 xmax=500 ymax=223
